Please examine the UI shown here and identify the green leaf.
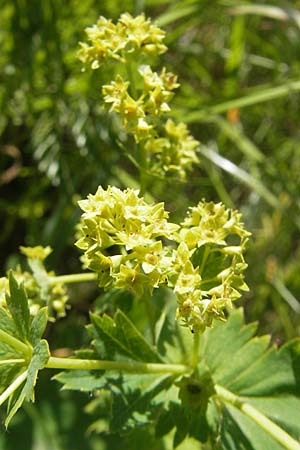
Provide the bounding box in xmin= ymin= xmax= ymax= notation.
xmin=0 ymin=275 xmax=50 ymax=426
xmin=90 ymin=309 xmax=162 ymax=363
xmin=0 ymin=307 xmax=19 ymax=336
xmin=0 ymin=307 xmax=25 ymax=391
xmin=27 ymin=258 xmax=50 ymax=301
xmin=155 ymin=298 xmax=194 ymax=366
xmin=198 ymin=309 xmax=300 ymax=448
xmin=5 ymin=339 xmax=50 ymax=427
xmin=109 ymin=373 xmax=173 ymax=432
xmin=6 ymin=271 xmax=30 ymax=341
xmin=29 ymin=307 xmax=48 ymax=346
xmin=220 ymin=404 xmax=284 ymax=450
xmin=55 ymin=369 xmax=174 ymax=433
xmin=53 ymin=370 xmax=105 ymax=392
xmin=155 ymin=398 xmax=210 ymax=447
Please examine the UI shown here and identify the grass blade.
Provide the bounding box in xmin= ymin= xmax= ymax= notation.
xmin=230 ymin=5 xmax=300 ymax=28
xmin=184 ymin=79 xmax=300 ymax=121
xmin=156 ymin=4 xmax=198 ymax=26
xmin=199 ymin=145 xmax=281 ymax=208
xmin=215 ymin=116 xmax=265 ymax=162
xmin=271 ymin=278 xmax=300 ymax=314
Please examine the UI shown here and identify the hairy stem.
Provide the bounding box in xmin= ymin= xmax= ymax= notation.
xmin=215 ymin=385 xmax=300 ymax=450
xmin=46 ymin=356 xmax=190 ymax=375
xmin=0 ymin=370 xmax=28 ymax=407
xmin=48 ymin=272 xmax=98 ymax=285
xmin=0 ymin=329 xmax=31 ymax=357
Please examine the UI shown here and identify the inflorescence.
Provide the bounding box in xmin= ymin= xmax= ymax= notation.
xmin=76 ymin=186 xmax=250 ymax=333
xmin=78 ymin=12 xmax=199 ymax=181
xmin=0 ymin=246 xmax=68 ymax=320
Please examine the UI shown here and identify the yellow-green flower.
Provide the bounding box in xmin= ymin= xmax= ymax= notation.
xmin=0 ymin=262 xmax=68 ymax=320
xmin=76 ymin=186 xmax=179 ymax=294
xmin=144 ymin=119 xmax=199 ymax=180
xmin=78 ymin=13 xmax=167 ymax=70
xmin=139 ymin=65 xmax=179 ymax=116
xmin=76 ymin=187 xmax=250 ymax=332
xmin=180 ymin=201 xmax=250 ymax=249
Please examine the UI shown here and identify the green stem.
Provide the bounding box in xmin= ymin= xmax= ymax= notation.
xmin=126 ymin=58 xmax=137 ymax=98
xmin=144 ymin=293 xmax=156 ymax=345
xmin=0 ymin=359 xmax=25 ymax=365
xmin=192 ymin=333 xmax=200 ymax=367
xmin=0 ymin=329 xmax=31 ymax=357
xmin=46 ymin=356 xmax=190 ymax=375
xmin=0 ymin=370 xmax=28 ymax=407
xmin=199 ymin=246 xmax=211 ymax=275
xmin=139 ymin=146 xmax=149 ymax=195
xmin=215 ymin=385 xmax=300 ymax=450
xmin=48 ymin=272 xmax=98 ymax=285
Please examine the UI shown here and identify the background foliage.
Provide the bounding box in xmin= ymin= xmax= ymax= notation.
xmin=1 ymin=0 xmax=300 ymax=448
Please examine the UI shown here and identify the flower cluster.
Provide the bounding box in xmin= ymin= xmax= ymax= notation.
xmin=0 ymin=246 xmax=68 ymax=319
xmin=78 ymin=13 xmax=200 ymax=179
xmin=144 ymin=119 xmax=199 ymax=180
xmin=76 ymin=187 xmax=250 ymax=332
xmin=139 ymin=65 xmax=179 ymax=116
xmin=102 ymin=67 xmax=179 ymax=141
xmin=175 ymin=202 xmax=250 ymax=332
xmin=78 ymin=13 xmax=167 ymax=69
xmin=76 ymin=186 xmax=178 ymax=296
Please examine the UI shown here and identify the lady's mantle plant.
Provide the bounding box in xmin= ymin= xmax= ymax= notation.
xmin=0 ymin=12 xmax=300 ymax=450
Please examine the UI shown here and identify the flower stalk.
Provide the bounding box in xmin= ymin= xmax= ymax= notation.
xmin=46 ymin=356 xmax=190 ymax=375
xmin=48 ymin=272 xmax=98 ymax=286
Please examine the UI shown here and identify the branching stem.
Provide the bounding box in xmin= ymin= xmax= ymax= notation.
xmin=215 ymin=385 xmax=300 ymax=450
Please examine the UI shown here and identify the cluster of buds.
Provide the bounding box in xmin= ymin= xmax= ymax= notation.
xmin=0 ymin=246 xmax=68 ymax=320
xmin=78 ymin=13 xmax=167 ymax=69
xmin=76 ymin=187 xmax=250 ymax=333
xmin=78 ymin=13 xmax=199 ymax=180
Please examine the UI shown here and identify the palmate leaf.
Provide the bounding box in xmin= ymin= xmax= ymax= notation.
xmin=152 ymin=307 xmax=300 ymax=449
xmin=5 ymin=271 xmax=30 ymax=341
xmin=54 ymin=309 xmax=168 ymax=431
xmin=198 ymin=309 xmax=300 ymax=449
xmin=90 ymin=309 xmax=162 ymax=363
xmin=53 ymin=370 xmax=106 ymax=392
xmin=55 ymin=305 xmax=300 ymax=449
xmin=0 ymin=307 xmax=24 ymax=391
xmin=109 ymin=373 xmax=174 ymax=432
xmin=55 ymin=369 xmax=175 ymax=433
xmin=0 ymin=274 xmax=50 ymax=426
xmin=5 ymin=339 xmax=50 ymax=427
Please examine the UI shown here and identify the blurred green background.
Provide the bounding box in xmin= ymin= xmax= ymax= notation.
xmin=1 ymin=0 xmax=300 ymax=448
